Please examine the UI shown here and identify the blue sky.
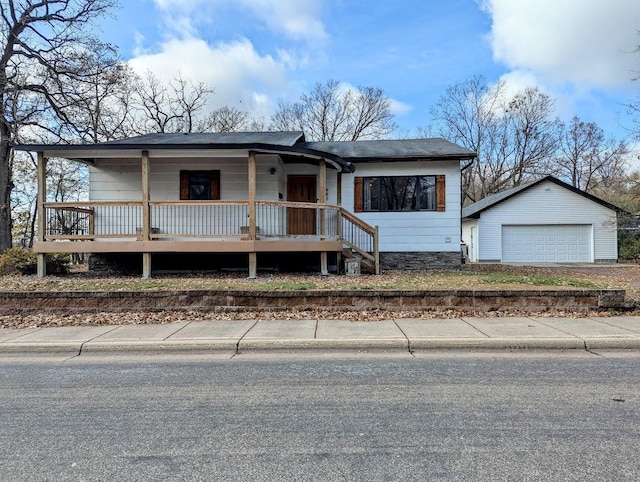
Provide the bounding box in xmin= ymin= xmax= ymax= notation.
xmin=99 ymin=0 xmax=640 ymax=141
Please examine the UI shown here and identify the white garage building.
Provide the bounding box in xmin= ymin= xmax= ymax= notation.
xmin=461 ymin=176 xmax=620 ymax=264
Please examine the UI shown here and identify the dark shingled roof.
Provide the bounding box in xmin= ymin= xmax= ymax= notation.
xmin=462 ymin=175 xmax=623 ymax=219
xmin=102 ymin=131 xmax=306 ymax=147
xmin=304 ymin=138 xmax=476 ymax=161
xmin=14 ymin=132 xmax=476 ymax=173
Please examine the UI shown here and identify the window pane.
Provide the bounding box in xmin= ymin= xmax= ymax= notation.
xmin=364 ymin=178 xmax=379 ymax=210
xmin=189 ymin=174 xmax=211 ymax=200
xmin=381 ymin=177 xmax=416 ymax=211
xmin=419 ymin=176 xmax=436 ymax=210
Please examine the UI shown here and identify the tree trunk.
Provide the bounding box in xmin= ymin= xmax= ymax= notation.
xmin=0 ymin=120 xmax=12 ymax=252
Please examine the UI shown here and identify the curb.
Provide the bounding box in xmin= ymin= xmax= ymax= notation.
xmin=80 ymin=340 xmax=239 ymax=354
xmin=0 ymin=342 xmax=83 ymax=355
xmin=408 ymin=338 xmax=588 ymax=350
xmin=237 ymin=338 xmax=409 ymax=352
xmin=584 ymin=338 xmax=640 ymax=350
xmin=3 ymin=338 xmax=640 ymax=355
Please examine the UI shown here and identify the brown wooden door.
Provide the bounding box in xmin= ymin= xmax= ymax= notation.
xmin=287 ymin=176 xmax=317 ymax=235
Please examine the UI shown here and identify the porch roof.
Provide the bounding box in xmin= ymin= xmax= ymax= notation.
xmin=14 ymin=131 xmax=356 ymax=173
xmin=102 ymin=131 xmax=306 ymax=146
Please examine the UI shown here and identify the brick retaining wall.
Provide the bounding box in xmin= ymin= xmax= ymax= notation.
xmin=0 ymin=289 xmax=629 ymax=314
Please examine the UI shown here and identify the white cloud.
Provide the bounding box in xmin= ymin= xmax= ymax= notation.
xmin=152 ymin=0 xmax=327 ymax=43
xmin=497 ymin=70 xmax=543 ymax=96
xmin=389 ymin=98 xmax=413 ymax=116
xmin=133 ymin=31 xmax=148 ymax=57
xmin=238 ymin=0 xmax=327 ymax=42
xmin=128 ymin=37 xmax=290 ymax=119
xmin=481 ymin=0 xmax=640 ymax=88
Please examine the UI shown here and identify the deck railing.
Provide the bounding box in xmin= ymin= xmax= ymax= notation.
xmin=150 ymin=201 xmax=249 ymax=238
xmin=43 ymin=202 xmax=142 ymax=239
xmin=42 ymin=200 xmax=379 ymax=273
xmin=340 ymin=209 xmax=380 ymax=274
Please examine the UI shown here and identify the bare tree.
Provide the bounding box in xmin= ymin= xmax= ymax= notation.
xmin=271 ymin=79 xmax=396 ymax=141
xmin=628 ymin=84 xmax=640 ymax=140
xmin=431 ymin=76 xmax=561 ymax=205
xmin=0 ymin=0 xmax=118 ymax=252
xmin=550 ymin=116 xmax=629 ymax=193
xmin=628 ymin=35 xmax=640 ymax=140
xmin=504 ymin=87 xmax=560 ymax=186
xmin=130 ymin=71 xmax=214 ymax=134
xmin=55 ymin=47 xmax=134 ymax=143
xmin=431 ymin=75 xmax=510 ymax=204
xmin=198 ymin=106 xmax=250 ymax=132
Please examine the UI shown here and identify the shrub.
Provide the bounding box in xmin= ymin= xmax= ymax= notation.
xmin=47 ymin=253 xmax=71 ymax=275
xmin=618 ymin=229 xmax=640 ymax=260
xmin=0 ymin=248 xmax=70 ymax=275
xmin=0 ymin=247 xmax=37 ymax=274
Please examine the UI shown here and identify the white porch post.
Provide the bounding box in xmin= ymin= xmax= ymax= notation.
xmin=319 ymin=159 xmax=328 ymax=275
xmin=248 ymin=150 xmax=257 ymax=279
xmin=36 ymin=152 xmax=47 ymax=278
xmin=141 ymin=150 xmax=152 ymax=279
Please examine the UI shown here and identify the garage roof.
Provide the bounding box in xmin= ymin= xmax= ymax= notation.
xmin=462 ymin=176 xmax=624 ymax=219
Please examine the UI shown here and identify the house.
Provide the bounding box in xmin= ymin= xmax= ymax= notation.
xmin=15 ymin=132 xmax=475 ymax=278
xmin=461 ymin=176 xmax=620 ymax=264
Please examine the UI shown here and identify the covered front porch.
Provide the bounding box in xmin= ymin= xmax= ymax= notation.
xmin=24 ymin=133 xmax=379 ymax=278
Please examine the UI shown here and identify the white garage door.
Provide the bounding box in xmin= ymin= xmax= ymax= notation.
xmin=502 ymin=225 xmax=592 ymax=263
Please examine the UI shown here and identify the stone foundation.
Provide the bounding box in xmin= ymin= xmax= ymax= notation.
xmin=380 ymin=252 xmax=461 ymax=271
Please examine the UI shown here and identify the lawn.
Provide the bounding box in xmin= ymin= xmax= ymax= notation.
xmin=0 ymin=263 xmax=635 ymax=296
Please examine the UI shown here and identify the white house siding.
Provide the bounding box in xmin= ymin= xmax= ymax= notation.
xmin=341 ymin=161 xmax=461 ymax=253
xmin=475 ymin=180 xmax=617 ymax=262
xmin=89 ymin=154 xmax=281 ymax=202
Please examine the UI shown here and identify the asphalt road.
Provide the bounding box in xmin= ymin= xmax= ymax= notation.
xmin=1 ymin=351 xmax=639 ymax=481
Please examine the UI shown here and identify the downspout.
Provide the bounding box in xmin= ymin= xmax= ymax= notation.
xmin=460 ymin=157 xmax=476 ymax=266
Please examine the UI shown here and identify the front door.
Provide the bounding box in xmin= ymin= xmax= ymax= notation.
xmin=287 ymin=176 xmax=317 ymax=235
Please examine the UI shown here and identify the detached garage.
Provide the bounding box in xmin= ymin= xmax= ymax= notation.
xmin=462 ymin=176 xmax=620 ymax=264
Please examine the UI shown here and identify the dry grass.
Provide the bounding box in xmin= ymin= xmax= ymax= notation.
xmin=1 ymin=263 xmax=637 ymax=329
xmin=0 ymin=263 xmax=636 ymax=295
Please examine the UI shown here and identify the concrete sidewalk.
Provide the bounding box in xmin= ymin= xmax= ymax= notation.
xmin=2 ymin=316 xmax=640 ymax=355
